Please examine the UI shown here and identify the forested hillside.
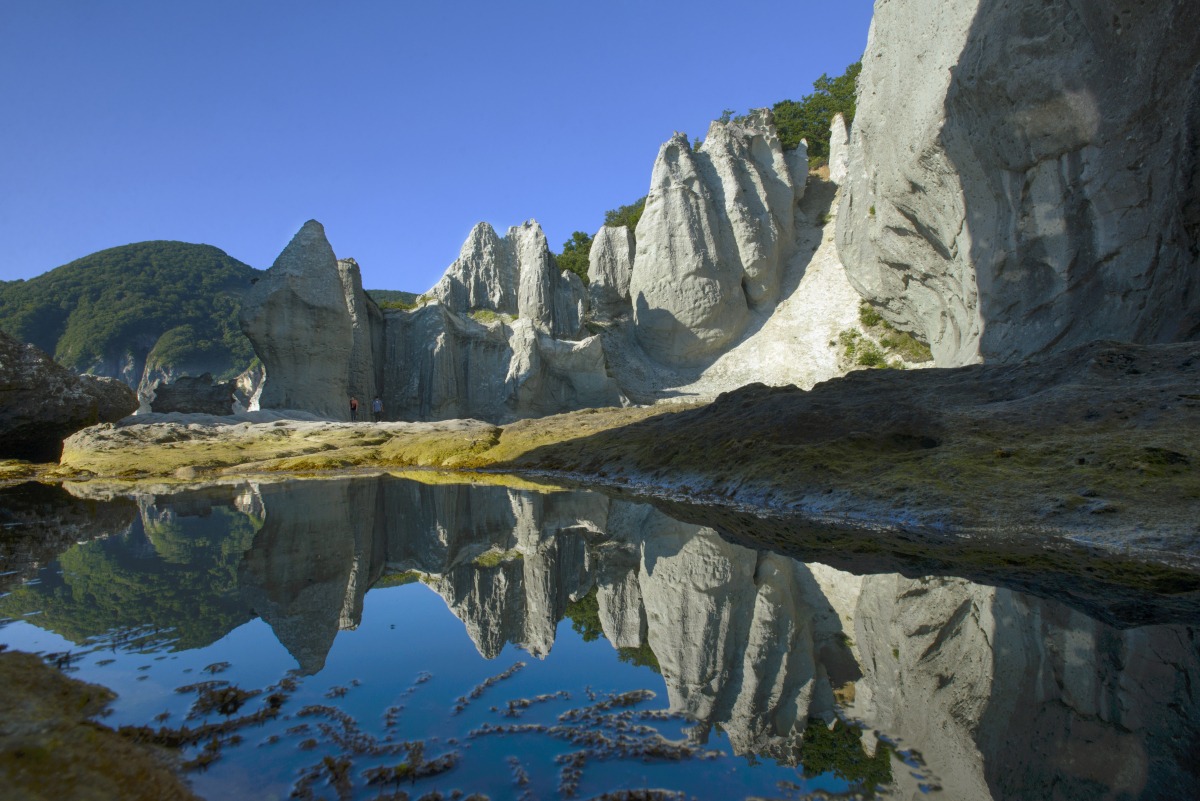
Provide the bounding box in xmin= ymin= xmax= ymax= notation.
xmin=0 ymin=241 xmax=261 ymax=386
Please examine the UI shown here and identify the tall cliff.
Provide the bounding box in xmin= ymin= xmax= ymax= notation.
xmin=838 ymin=0 xmax=1200 ymax=365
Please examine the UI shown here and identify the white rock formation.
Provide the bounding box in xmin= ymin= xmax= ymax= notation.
xmin=430 ymin=222 xmax=519 ymax=315
xmin=380 ymin=305 xmax=624 ymax=423
xmin=430 ymin=220 xmax=585 ymax=339
xmin=337 ymin=258 xmax=385 ymax=406
xmin=586 ymin=225 xmax=635 ymax=316
xmin=837 ymin=0 xmax=1200 ymax=365
xmin=629 ymin=110 xmax=806 ymax=366
xmin=240 ymin=221 xmax=356 ymax=419
xmin=827 ymin=113 xmax=849 ymax=186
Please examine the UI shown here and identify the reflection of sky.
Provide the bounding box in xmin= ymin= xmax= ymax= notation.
xmin=1 ymin=580 xmax=852 ymax=800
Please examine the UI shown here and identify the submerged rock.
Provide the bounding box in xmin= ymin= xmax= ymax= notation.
xmin=837 ymin=0 xmax=1200 ymax=365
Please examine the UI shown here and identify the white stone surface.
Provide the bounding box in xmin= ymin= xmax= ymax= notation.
xmin=837 ymin=0 xmax=1200 ymax=365
xmin=629 ymin=110 xmax=804 ymax=366
xmin=240 ymin=220 xmax=356 ymax=420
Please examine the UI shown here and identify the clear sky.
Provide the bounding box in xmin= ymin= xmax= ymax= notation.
xmin=0 ymin=1 xmax=874 ymax=293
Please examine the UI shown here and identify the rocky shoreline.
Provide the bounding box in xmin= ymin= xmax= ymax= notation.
xmin=7 ymin=340 xmax=1190 ymax=598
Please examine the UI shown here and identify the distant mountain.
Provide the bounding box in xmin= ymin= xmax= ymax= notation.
xmin=0 ymin=241 xmax=262 ymax=394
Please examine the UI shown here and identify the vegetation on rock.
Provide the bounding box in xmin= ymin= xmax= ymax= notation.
xmin=772 ymin=62 xmax=862 ymax=166
xmin=366 ymin=289 xmax=419 ymax=311
xmin=555 ymin=231 xmax=592 ymax=285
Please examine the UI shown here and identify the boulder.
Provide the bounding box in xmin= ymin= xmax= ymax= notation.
xmin=837 ymin=0 xmax=1200 ymax=366
xmin=0 ymin=331 xmax=138 ymax=462
xmin=148 ymin=373 xmax=235 ymax=415
xmin=629 ymin=110 xmax=803 ymax=366
xmin=587 ymin=225 xmax=635 ymax=316
xmin=239 ymin=220 xmax=356 ymax=419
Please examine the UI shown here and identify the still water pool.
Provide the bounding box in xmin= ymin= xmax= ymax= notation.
xmin=1 ymin=474 xmax=1197 ymax=800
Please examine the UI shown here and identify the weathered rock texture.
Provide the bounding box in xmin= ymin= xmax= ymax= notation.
xmin=381 ymin=306 xmax=624 ymax=422
xmin=380 ymin=219 xmax=621 ymax=422
xmin=148 ymin=373 xmax=235 ymax=415
xmin=587 ymin=225 xmax=635 ymax=316
xmin=827 ymin=113 xmax=849 ymax=186
xmin=240 ymin=222 xmax=383 ymax=420
xmin=838 ymin=0 xmax=1200 ymax=365
xmin=337 ymin=258 xmax=385 ymax=405
xmin=430 ymin=220 xmax=585 ymax=339
xmin=240 ymin=221 xmax=355 ymax=418
xmin=0 ymin=330 xmax=138 ymax=461
xmin=629 ymin=110 xmax=806 ymax=366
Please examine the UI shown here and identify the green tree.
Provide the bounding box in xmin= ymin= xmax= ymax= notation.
xmin=603 ymin=196 xmax=647 ymax=235
xmin=555 ymin=231 xmax=593 ymax=285
xmin=772 ymin=61 xmax=862 ymax=166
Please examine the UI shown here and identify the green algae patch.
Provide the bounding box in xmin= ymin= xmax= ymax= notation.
xmin=0 ymin=650 xmax=199 ymax=801
xmin=473 ymin=547 xmax=524 ymax=568
xmin=385 ymin=469 xmax=567 ymax=493
xmin=0 ymin=459 xmax=43 ymax=482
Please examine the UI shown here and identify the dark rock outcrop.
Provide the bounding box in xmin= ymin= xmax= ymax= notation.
xmin=149 ymin=373 xmax=235 ymax=415
xmin=0 ymin=330 xmax=138 ymax=461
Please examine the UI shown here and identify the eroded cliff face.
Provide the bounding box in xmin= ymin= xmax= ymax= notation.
xmin=629 ymin=111 xmax=807 ymax=366
xmin=838 ymin=0 xmax=1200 ymax=365
xmin=239 ymin=221 xmax=357 ymax=419
xmin=383 ymin=220 xmax=623 ymax=422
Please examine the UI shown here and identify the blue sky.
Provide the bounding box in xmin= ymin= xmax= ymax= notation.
xmin=0 ymin=1 xmax=874 ymax=293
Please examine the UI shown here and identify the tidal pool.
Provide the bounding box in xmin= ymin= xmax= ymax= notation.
xmin=1 ymin=474 xmax=1197 ymax=800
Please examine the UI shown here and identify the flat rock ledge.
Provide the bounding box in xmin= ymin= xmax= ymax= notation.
xmin=49 ymin=342 xmax=1200 ymax=571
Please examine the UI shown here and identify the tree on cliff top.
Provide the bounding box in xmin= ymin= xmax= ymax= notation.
xmin=773 ymin=61 xmax=861 ymax=166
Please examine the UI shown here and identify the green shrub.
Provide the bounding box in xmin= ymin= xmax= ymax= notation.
xmin=856 ymin=341 xmax=887 ymax=368
xmin=880 ymin=331 xmax=933 ymax=363
xmin=858 ymin=302 xmax=883 ymax=327
xmin=469 ymin=309 xmax=502 ymax=324
xmin=603 ymin=197 xmax=647 ymax=234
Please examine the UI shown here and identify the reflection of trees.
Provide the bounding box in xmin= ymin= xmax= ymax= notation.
xmin=564 ymin=587 xmax=661 ymax=674
xmin=800 ymin=717 xmax=892 ymax=793
xmin=0 ymin=506 xmax=259 ymax=651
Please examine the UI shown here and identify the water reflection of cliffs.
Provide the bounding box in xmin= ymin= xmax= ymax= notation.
xmin=16 ymin=476 xmax=1200 ymax=798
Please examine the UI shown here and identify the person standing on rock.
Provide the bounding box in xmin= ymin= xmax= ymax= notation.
xmin=349 ymin=397 xmax=359 ymax=422
xmin=372 ymin=396 xmax=383 ymax=423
